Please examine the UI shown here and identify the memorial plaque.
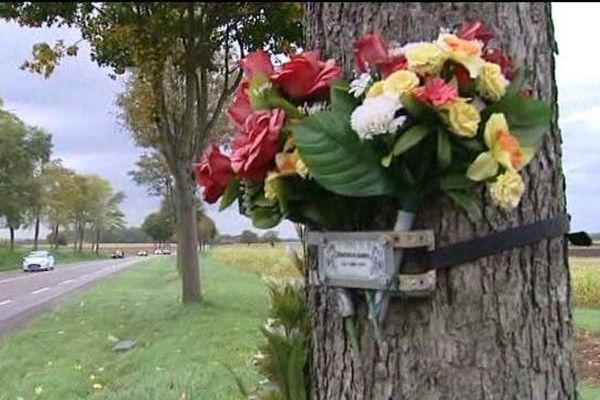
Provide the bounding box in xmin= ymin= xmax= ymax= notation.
xmin=316 ymin=233 xmax=395 ymax=290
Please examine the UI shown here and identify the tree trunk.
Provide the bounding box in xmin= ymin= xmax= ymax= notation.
xmin=53 ymin=224 xmax=59 ymax=250
xmin=304 ymin=3 xmax=576 ymax=399
xmin=33 ymin=214 xmax=40 ymax=250
xmin=78 ymin=223 xmax=84 ymax=253
xmin=9 ymin=227 xmax=15 ymax=251
xmin=95 ymin=230 xmax=100 ymax=254
xmin=173 ymin=160 xmax=201 ymax=303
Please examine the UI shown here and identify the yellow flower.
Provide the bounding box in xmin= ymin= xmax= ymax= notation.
xmin=264 ymin=172 xmax=279 ymax=200
xmin=295 ymin=157 xmax=309 ymax=178
xmin=477 ymin=62 xmax=508 ymax=101
xmin=488 ymin=170 xmax=525 ymax=210
xmin=467 ymin=113 xmax=534 ymax=181
xmin=366 ymin=81 xmax=384 ymax=98
xmin=383 ymin=70 xmax=419 ymax=97
xmin=275 ymin=150 xmax=308 ymax=178
xmin=404 ymin=42 xmax=446 ymax=76
xmin=445 ymin=100 xmax=480 ymax=138
xmin=438 ymin=34 xmax=484 ymax=78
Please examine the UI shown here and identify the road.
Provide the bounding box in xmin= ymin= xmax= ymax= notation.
xmin=0 ymin=256 xmax=150 ymax=336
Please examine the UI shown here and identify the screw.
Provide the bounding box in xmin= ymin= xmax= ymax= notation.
xmin=379 ymin=236 xmax=390 ymax=247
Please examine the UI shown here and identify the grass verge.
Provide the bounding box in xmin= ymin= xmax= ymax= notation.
xmin=0 ymin=248 xmax=106 ymax=273
xmin=0 ymin=256 xmax=268 ymax=400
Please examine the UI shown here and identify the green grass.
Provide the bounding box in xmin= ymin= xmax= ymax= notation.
xmin=574 ymin=308 xmax=600 ymax=333
xmin=0 ymin=256 xmax=269 ymax=400
xmin=572 ymin=258 xmax=600 ymax=308
xmin=0 ymin=247 xmax=106 ymax=272
xmin=580 ymin=384 xmax=600 ymax=400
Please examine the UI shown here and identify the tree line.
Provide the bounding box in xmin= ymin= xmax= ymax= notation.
xmin=0 ymin=102 xmax=125 ymax=253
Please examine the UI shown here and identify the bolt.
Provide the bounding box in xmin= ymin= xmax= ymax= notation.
xmin=379 ymin=276 xmax=389 ymax=286
xmin=379 ymin=236 xmax=390 ymax=247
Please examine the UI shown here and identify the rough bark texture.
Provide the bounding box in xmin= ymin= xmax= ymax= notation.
xmin=174 ymin=161 xmax=201 ymax=303
xmin=304 ymin=3 xmax=576 ymax=399
xmin=33 ymin=214 xmax=40 ymax=250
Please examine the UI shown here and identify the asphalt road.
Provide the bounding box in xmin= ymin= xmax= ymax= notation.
xmin=0 ymin=256 xmax=150 ymax=336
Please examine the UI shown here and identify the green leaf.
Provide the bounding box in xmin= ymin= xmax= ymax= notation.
xmin=400 ymin=93 xmax=431 ymax=120
xmin=219 ymin=179 xmax=240 ymax=211
xmin=286 ymin=337 xmax=307 ymax=400
xmin=392 ymin=124 xmax=431 ymax=156
xmin=439 ymin=174 xmax=475 ymax=190
xmin=484 ymin=95 xmax=551 ymax=148
xmin=503 ymin=68 xmax=528 ymax=99
xmin=251 ymin=206 xmax=282 ymax=229
xmin=330 ymin=79 xmax=358 ymax=114
xmin=445 ymin=190 xmax=482 ymax=219
xmin=437 ymin=130 xmax=451 ymax=169
xmin=294 ymin=110 xmax=397 ymax=197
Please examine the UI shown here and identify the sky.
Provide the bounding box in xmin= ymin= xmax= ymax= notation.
xmin=0 ymin=3 xmax=599 ymax=239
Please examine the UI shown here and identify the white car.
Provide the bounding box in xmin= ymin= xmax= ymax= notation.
xmin=154 ymin=249 xmax=163 ymax=255
xmin=22 ymin=251 xmax=55 ymax=272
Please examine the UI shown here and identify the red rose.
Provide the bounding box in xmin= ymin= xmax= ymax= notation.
xmin=195 ymin=145 xmax=234 ymax=204
xmin=239 ymin=50 xmax=274 ymax=80
xmin=271 ymin=51 xmax=342 ymax=100
xmin=231 ymin=109 xmax=285 ymax=180
xmin=227 ymin=83 xmax=252 ymax=128
xmin=483 ymin=48 xmax=515 ymax=80
xmin=412 ymin=78 xmax=458 ymax=107
xmin=453 ymin=64 xmax=471 ymax=88
xmin=354 ymin=33 xmax=389 ymax=72
xmin=458 ymin=21 xmax=494 ymax=46
xmin=354 ymin=33 xmax=407 ymax=78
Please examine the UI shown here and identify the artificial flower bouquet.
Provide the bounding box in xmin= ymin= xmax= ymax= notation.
xmin=195 ymin=21 xmax=550 ymax=231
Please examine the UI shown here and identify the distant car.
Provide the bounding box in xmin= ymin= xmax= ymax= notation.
xmin=162 ymin=249 xmax=171 ymax=255
xmin=154 ymin=249 xmax=164 ymax=255
xmin=137 ymin=250 xmax=148 ymax=257
xmin=111 ymin=250 xmax=125 ymax=259
xmin=22 ymin=251 xmax=55 ymax=272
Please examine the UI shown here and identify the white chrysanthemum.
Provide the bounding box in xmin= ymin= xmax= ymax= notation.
xmin=298 ymin=101 xmax=328 ymax=116
xmin=349 ymin=73 xmax=373 ymax=98
xmin=350 ymin=95 xmax=405 ymax=139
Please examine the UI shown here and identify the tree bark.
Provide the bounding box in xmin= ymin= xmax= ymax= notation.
xmin=173 ymin=160 xmax=201 ymax=303
xmin=95 ymin=230 xmax=100 ymax=254
xmin=33 ymin=213 xmax=40 ymax=250
xmin=53 ymin=224 xmax=59 ymax=250
xmin=304 ymin=3 xmax=576 ymax=399
xmin=9 ymin=227 xmax=15 ymax=251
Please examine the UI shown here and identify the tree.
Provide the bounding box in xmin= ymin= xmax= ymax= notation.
xmin=197 ymin=211 xmax=217 ymax=251
xmin=88 ymin=181 xmax=126 ymax=254
xmin=0 ymin=108 xmax=46 ymax=250
xmin=25 ymin=127 xmax=53 ymax=250
xmin=142 ymin=211 xmax=175 ymax=248
xmin=0 ymin=2 xmax=302 ymax=303
xmin=128 ymin=151 xmax=173 ymax=201
xmin=303 ymin=3 xmax=575 ymax=398
xmin=239 ymin=229 xmax=259 ymax=246
xmin=262 ymin=230 xmax=279 ymax=246
xmin=42 ymin=160 xmax=76 ymax=250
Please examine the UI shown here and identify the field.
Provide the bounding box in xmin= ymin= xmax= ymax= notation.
xmin=1 ymin=244 xmax=600 ymax=398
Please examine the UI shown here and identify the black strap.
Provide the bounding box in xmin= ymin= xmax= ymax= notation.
xmin=422 ymin=214 xmax=571 ymax=271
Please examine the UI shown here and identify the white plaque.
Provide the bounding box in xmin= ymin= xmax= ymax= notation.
xmin=317 ymin=234 xmax=395 ymax=289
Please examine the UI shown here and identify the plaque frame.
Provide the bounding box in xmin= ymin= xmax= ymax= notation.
xmin=307 ymin=230 xmax=435 ymax=290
